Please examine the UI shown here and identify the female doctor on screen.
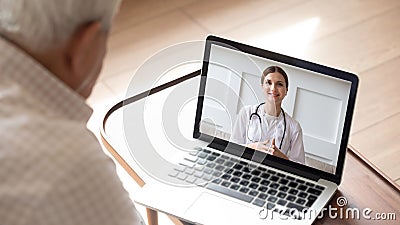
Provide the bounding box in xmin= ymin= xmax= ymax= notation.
xmin=230 ymin=66 xmax=305 ymax=164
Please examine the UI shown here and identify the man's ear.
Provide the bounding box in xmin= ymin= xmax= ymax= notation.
xmin=65 ymin=21 xmax=102 ymax=76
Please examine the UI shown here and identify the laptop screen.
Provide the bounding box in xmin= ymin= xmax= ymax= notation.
xmin=194 ymin=36 xmax=358 ymax=183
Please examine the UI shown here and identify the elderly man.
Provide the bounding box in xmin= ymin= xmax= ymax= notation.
xmin=0 ymin=0 xmax=144 ymax=224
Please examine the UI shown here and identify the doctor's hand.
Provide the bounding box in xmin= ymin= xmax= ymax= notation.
xmin=267 ymin=138 xmax=289 ymax=160
xmin=247 ymin=139 xmax=289 ymax=160
xmin=247 ymin=140 xmax=271 ymax=152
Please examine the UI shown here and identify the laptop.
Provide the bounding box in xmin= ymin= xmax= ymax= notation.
xmin=132 ymin=35 xmax=359 ymax=225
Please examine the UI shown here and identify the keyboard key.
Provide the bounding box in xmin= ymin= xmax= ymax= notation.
xmin=267 ymin=170 xmax=276 ymax=175
xmin=185 ymin=168 xmax=195 ymax=175
xmin=279 ymin=186 xmax=289 ymax=192
xmin=206 ymin=162 xmax=216 ymax=168
xmin=286 ymin=175 xmax=295 ymax=181
xmin=224 ymin=161 xmax=234 ymax=167
xmin=298 ymin=185 xmax=307 ymax=191
xmin=298 ymin=192 xmax=308 ymax=198
xmin=288 ymin=189 xmax=299 ymax=195
xmin=251 ymin=177 xmax=261 ymax=183
xmin=240 ymin=180 xmax=249 ymax=186
xmin=206 ymin=183 xmax=254 ymax=203
xmin=233 ymin=171 xmax=243 ymax=177
xmin=249 ymin=183 xmax=259 ymax=189
xmin=261 ymin=180 xmax=270 ymax=186
xmin=212 ymin=171 xmax=222 ymax=177
xmin=221 ymin=174 xmax=231 ymax=180
xmin=261 ymin=173 xmax=270 ymax=179
xmin=207 ymin=156 xmax=216 ymax=161
xmin=174 ymin=165 xmax=186 ymax=172
xmin=269 ymin=183 xmax=279 ymax=189
xmin=277 ymin=192 xmax=287 ymax=199
xmin=315 ymin=185 xmax=325 ymax=191
xmin=204 ymin=168 xmax=213 ymax=174
xmin=230 ymin=177 xmax=240 ymax=183
xmin=202 ymin=149 xmax=211 ymax=154
xmin=198 ymin=152 xmax=207 ymax=159
xmin=168 ymin=170 xmax=179 ymax=177
xmin=296 ymin=198 xmax=306 ymax=205
xmin=215 ymin=165 xmax=224 ymax=171
xmin=177 ymin=173 xmax=187 ymax=180
xmin=306 ymin=195 xmax=317 ymax=207
xmin=211 ymin=152 xmax=220 ymax=156
xmin=279 ymin=179 xmax=289 ymax=185
xmin=215 ymin=158 xmax=225 ymax=164
xmin=267 ymin=196 xmax=277 ymax=203
xmin=203 ymin=174 xmax=212 ymax=181
xmin=184 ymin=155 xmax=198 ymax=163
xmin=259 ymin=193 xmax=268 ymax=200
xmin=194 ymin=171 xmax=203 ymax=178
xmin=249 ymin=190 xmax=259 ymax=197
xmin=221 ymin=181 xmax=230 ymax=187
xmin=307 ymin=187 xmax=322 ymax=196
xmin=276 ymin=172 xmax=286 ymax=178
xmin=239 ymin=187 xmax=250 ymax=193
xmin=296 ymin=179 xmax=305 ymax=184
xmin=212 ymin=179 xmax=221 ymax=184
xmin=224 ymin=168 xmax=234 ymax=174
xmin=288 ymin=182 xmax=298 ymax=188
xmin=230 ymin=184 xmax=240 ymax=190
xmin=307 ymin=194 xmax=317 ymax=201
xmin=258 ymin=186 xmax=268 ymax=192
xmin=242 ymin=167 xmax=251 ymax=173
xmin=266 ymin=202 xmax=275 ymax=209
xmin=196 ymin=159 xmax=206 ymax=166
xmin=239 ymin=161 xmax=248 ymax=165
xmin=277 ymin=199 xmax=287 ymax=206
xmin=242 ymin=174 xmax=252 ymax=180
xmin=257 ymin=167 xmax=267 ymax=172
xmin=199 ymin=173 xmax=211 ymax=181
xmin=270 ymin=176 xmax=279 ymax=182
xmin=286 ymin=195 xmax=296 ymax=202
xmin=267 ymin=189 xmax=277 ymax=196
xmin=179 ymin=161 xmax=195 ymax=168
xmin=231 ymin=158 xmax=239 ymax=163
xmin=233 ymin=164 xmax=243 ymax=170
xmin=251 ymin=170 xmax=261 ymax=176
xmin=253 ymin=198 xmax=266 ymax=207
xmin=186 ymin=176 xmax=197 ymax=184
xmin=221 ymin=155 xmax=229 ymax=159
xmin=305 ymin=182 xmax=315 ymax=187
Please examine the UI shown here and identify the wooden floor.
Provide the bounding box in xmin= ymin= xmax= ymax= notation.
xmin=87 ymin=0 xmax=400 ymax=222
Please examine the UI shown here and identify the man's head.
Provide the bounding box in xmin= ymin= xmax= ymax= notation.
xmin=0 ymin=0 xmax=121 ymax=98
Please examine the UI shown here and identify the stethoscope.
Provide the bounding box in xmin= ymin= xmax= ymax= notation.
xmin=247 ymin=102 xmax=286 ymax=149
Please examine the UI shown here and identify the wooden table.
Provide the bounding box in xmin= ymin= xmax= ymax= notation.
xmin=314 ymin=145 xmax=400 ymax=224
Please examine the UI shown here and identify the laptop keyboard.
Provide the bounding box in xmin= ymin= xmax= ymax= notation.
xmin=169 ymin=148 xmax=325 ymax=219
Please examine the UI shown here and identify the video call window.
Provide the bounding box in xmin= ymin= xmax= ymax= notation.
xmin=200 ymin=45 xmax=352 ymax=174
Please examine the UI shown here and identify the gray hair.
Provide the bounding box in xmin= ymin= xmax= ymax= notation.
xmin=0 ymin=0 xmax=121 ymax=52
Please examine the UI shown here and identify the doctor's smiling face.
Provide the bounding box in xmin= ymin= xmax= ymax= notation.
xmin=262 ymin=71 xmax=288 ymax=105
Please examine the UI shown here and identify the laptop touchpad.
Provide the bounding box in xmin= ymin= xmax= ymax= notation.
xmin=185 ymin=192 xmax=259 ymax=224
